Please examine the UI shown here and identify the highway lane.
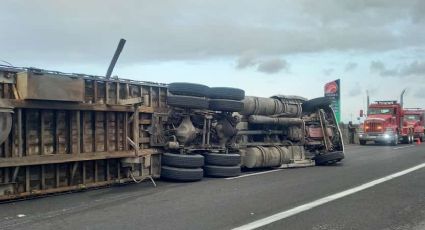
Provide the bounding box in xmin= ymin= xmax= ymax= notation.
xmin=0 ymin=143 xmax=424 ymax=230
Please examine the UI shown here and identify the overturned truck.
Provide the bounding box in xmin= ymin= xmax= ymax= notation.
xmin=0 ymin=66 xmax=344 ymax=201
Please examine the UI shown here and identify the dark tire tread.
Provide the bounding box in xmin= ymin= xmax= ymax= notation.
xmin=168 ymin=82 xmax=209 ymax=97
xmin=204 ymin=153 xmax=241 ymax=166
xmin=161 ymin=166 xmax=203 ymax=181
xmin=203 ymin=165 xmax=241 ymax=178
xmin=162 ymin=153 xmax=204 ymax=168
xmin=208 ymin=87 xmax=245 ymax=101
xmin=209 ymin=99 xmax=244 ymax=112
xmin=167 ymin=95 xmax=209 ymax=109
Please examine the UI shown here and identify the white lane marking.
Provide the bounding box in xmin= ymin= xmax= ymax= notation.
xmin=233 ymin=162 xmax=425 ymax=230
xmin=393 ymin=145 xmax=415 ymax=150
xmin=225 ymin=169 xmax=283 ymax=180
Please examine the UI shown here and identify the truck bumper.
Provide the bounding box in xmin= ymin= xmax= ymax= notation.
xmin=358 ymin=133 xmax=395 ymax=143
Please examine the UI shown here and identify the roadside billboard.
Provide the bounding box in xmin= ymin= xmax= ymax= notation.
xmin=324 ymin=79 xmax=341 ymax=123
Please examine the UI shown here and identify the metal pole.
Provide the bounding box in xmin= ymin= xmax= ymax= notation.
xmin=106 ymin=38 xmax=126 ymax=79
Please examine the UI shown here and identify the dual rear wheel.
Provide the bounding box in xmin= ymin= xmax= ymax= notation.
xmin=160 ymin=152 xmax=242 ymax=181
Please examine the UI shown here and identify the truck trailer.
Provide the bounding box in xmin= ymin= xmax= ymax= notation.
xmin=0 ymin=65 xmax=344 ymax=201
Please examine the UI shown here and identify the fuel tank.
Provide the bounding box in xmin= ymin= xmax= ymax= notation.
xmin=241 ymin=96 xmax=302 ymax=117
xmin=242 ymin=146 xmax=291 ymax=168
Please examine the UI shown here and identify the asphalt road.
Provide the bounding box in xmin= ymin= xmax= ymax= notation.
xmin=1 ymin=143 xmax=425 ymax=230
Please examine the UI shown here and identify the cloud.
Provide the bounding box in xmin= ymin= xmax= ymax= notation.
xmin=344 ymin=62 xmax=358 ymax=72
xmin=370 ymin=61 xmax=385 ymax=72
xmin=257 ymin=58 xmax=288 ymax=74
xmin=236 ymin=52 xmax=258 ymax=69
xmin=401 ymin=61 xmax=425 ymax=76
xmin=323 ymin=68 xmax=335 ymax=76
xmin=348 ymin=82 xmax=362 ymax=97
xmin=370 ymin=60 xmax=425 ymax=77
xmin=1 ymin=0 xmax=425 ymax=66
xmin=236 ymin=54 xmax=289 ymax=74
xmin=414 ymin=88 xmax=425 ymax=97
xmin=323 ymin=68 xmax=334 ymax=76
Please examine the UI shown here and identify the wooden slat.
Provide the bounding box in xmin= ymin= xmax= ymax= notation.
xmin=125 ymin=83 xmax=130 ymax=99
xmin=67 ymin=111 xmax=73 ymax=154
xmin=93 ymin=112 xmax=97 ymax=152
xmin=105 ymin=82 xmax=109 ymax=104
xmin=17 ymin=109 xmax=23 ymax=157
xmin=54 ymin=110 xmax=59 ymax=154
xmin=93 ymin=81 xmax=98 ymax=104
xmin=82 ymin=162 xmax=86 ymax=184
xmin=94 ymin=161 xmax=98 ymax=182
xmin=25 ymin=166 xmax=30 ymax=192
xmin=115 ymin=113 xmax=120 ymax=151
xmin=55 ymin=164 xmax=60 ymax=188
xmin=104 ymin=112 xmax=109 ymax=152
xmin=149 ymin=86 xmax=153 ymax=107
xmin=41 ymin=165 xmax=46 ymax=190
xmin=77 ymin=111 xmax=86 ymax=153
xmin=116 ymin=82 xmax=120 ymax=103
xmin=123 ymin=113 xmax=128 ymax=151
xmin=40 ymin=110 xmax=45 ymax=155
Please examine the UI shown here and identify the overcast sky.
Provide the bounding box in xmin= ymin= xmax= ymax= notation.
xmin=1 ymin=0 xmax=425 ymax=122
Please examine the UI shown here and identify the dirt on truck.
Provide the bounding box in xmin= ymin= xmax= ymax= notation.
xmin=0 ymin=65 xmax=344 ymax=201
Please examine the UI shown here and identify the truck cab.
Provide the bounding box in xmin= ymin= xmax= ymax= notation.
xmin=358 ymin=101 xmax=413 ymax=145
xmin=403 ymin=108 xmax=425 ymax=142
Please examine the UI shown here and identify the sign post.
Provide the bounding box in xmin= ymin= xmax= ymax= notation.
xmin=324 ymin=79 xmax=341 ymax=123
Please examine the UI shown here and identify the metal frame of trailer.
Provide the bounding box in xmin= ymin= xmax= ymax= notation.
xmin=0 ymin=66 xmax=167 ymax=201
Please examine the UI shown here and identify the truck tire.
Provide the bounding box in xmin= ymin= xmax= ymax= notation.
xmin=359 ymin=140 xmax=366 ymax=145
xmin=203 ymin=165 xmax=241 ymax=178
xmin=168 ymin=82 xmax=209 ymax=97
xmin=167 ymin=95 xmax=209 ymax=109
xmin=204 ymin=153 xmax=241 ymax=166
xmin=314 ymin=151 xmax=344 ymax=165
xmin=208 ymin=87 xmax=245 ymax=101
xmin=161 ymin=166 xmax=203 ymax=182
xmin=209 ymin=99 xmax=244 ymax=112
xmin=302 ymin=97 xmax=332 ymax=113
xmin=162 ymin=153 xmax=204 ymax=168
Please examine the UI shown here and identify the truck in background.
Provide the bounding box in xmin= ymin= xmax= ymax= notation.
xmin=358 ymin=98 xmax=414 ymax=146
xmin=403 ymin=108 xmax=425 ymax=142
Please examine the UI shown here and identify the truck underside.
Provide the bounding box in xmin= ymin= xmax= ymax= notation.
xmin=0 ymin=66 xmax=344 ymax=201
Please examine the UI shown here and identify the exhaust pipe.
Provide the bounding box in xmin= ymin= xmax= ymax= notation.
xmin=400 ymin=89 xmax=406 ymax=109
xmin=366 ymin=90 xmax=370 ymax=115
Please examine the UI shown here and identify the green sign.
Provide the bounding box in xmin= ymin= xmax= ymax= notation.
xmin=324 ymin=79 xmax=341 ymax=123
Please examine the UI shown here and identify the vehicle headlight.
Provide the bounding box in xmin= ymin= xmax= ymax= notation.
xmin=384 ymin=134 xmax=390 ymax=139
